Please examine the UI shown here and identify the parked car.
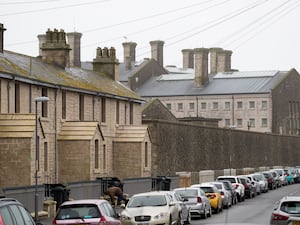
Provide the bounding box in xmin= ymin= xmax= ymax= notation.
xmin=247 ymin=174 xmax=262 ymax=195
xmin=270 ymin=196 xmax=300 ymax=225
xmin=191 ymin=183 xmax=223 ymax=214
xmin=284 ymin=169 xmax=295 ymax=184
xmin=252 ymin=172 xmax=269 ymax=193
xmin=238 ymin=176 xmax=256 ymax=199
xmin=120 ymin=191 xmax=180 ymax=225
xmin=174 ymin=187 xmax=212 ymax=219
xmin=271 ymin=168 xmax=288 ymax=186
xmin=0 ymin=197 xmax=40 ymax=225
xmin=218 ymin=180 xmax=238 ymax=205
xmin=169 ymin=191 xmax=191 ymax=224
xmin=208 ymin=181 xmax=232 ymax=209
xmin=53 ymin=199 xmax=121 ymax=225
xmin=262 ymin=171 xmax=277 ymax=190
xmin=216 ymin=176 xmax=245 ymax=202
xmin=270 ymin=170 xmax=282 ymax=188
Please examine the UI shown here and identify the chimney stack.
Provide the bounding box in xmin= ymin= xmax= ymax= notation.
xmin=210 ymin=47 xmax=223 ymax=74
xmin=182 ymin=49 xmax=194 ymax=69
xmin=67 ymin=32 xmax=82 ymax=67
xmin=122 ymin=42 xmax=137 ymax=70
xmin=0 ymin=23 xmax=6 ymax=53
xmin=40 ymin=28 xmax=71 ymax=68
xmin=194 ymin=48 xmax=209 ymax=87
xmin=150 ymin=40 xmax=164 ymax=67
xmin=93 ymin=47 xmax=120 ymax=81
xmin=217 ymin=49 xmax=232 ymax=73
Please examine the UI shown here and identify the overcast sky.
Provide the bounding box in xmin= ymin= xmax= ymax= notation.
xmin=1 ymin=0 xmax=300 ymax=72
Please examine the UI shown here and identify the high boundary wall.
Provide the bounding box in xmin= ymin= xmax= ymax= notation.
xmin=143 ymin=119 xmax=300 ymax=176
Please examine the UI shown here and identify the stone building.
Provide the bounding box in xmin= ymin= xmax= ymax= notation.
xmin=129 ymin=44 xmax=300 ymax=135
xmin=0 ymin=24 xmax=152 ymax=190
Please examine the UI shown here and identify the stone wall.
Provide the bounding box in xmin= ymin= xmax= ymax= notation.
xmin=144 ymin=119 xmax=300 ymax=176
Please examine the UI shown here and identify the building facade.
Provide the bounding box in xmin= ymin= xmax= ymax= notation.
xmin=0 ymin=25 xmax=152 ymax=190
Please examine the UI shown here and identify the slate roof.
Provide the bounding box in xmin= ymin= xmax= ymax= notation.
xmin=0 ymin=51 xmax=143 ymax=102
xmin=136 ymin=68 xmax=288 ymax=97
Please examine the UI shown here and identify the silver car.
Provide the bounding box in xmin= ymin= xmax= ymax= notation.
xmin=208 ymin=181 xmax=232 ymax=209
xmin=252 ymin=172 xmax=269 ymax=193
xmin=174 ymin=187 xmax=212 ymax=219
xmin=270 ymin=196 xmax=300 ymax=225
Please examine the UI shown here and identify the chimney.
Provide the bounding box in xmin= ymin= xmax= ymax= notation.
xmin=122 ymin=42 xmax=137 ymax=70
xmin=194 ymin=48 xmax=209 ymax=87
xmin=150 ymin=40 xmax=164 ymax=67
xmin=40 ymin=28 xmax=71 ymax=68
xmin=182 ymin=49 xmax=194 ymax=69
xmin=37 ymin=34 xmax=46 ymax=57
xmin=210 ymin=47 xmax=223 ymax=74
xmin=92 ymin=47 xmax=120 ymax=81
xmin=217 ymin=49 xmax=232 ymax=73
xmin=67 ymin=32 xmax=82 ymax=67
xmin=0 ymin=23 xmax=6 ymax=53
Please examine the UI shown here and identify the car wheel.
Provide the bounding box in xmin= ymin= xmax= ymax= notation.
xmin=201 ymin=210 xmax=207 ymax=219
xmin=184 ymin=210 xmax=191 ymax=224
xmin=207 ymin=206 xmax=212 ymax=217
xmin=169 ymin=216 xmax=172 ymax=225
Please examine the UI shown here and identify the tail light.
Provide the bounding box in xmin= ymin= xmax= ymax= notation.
xmin=52 ymin=218 xmax=57 ymax=225
xmin=99 ymin=216 xmax=108 ymax=225
xmin=210 ymin=194 xmax=216 ymax=199
xmin=0 ymin=215 xmax=4 ymax=225
xmin=220 ymin=191 xmax=224 ymax=196
xmin=243 ymin=184 xmax=249 ymax=188
xmin=271 ymin=213 xmax=289 ymax=221
xmin=233 ymin=184 xmax=239 ymax=189
xmin=197 ymin=197 xmax=202 ymax=203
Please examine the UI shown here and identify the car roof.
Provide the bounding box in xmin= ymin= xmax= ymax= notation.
xmin=280 ymin=196 xmax=300 ymax=202
xmin=191 ymin=183 xmax=215 ymax=187
xmin=60 ymin=199 xmax=108 ymax=206
xmin=0 ymin=198 xmax=22 ymax=207
xmin=132 ymin=191 xmax=169 ymax=197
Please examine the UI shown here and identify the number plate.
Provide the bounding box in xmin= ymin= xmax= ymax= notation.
xmin=136 ymin=223 xmax=149 ymax=225
xmin=293 ymin=221 xmax=300 ymax=225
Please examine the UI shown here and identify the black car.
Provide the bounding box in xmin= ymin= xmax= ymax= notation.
xmin=0 ymin=197 xmax=42 ymax=225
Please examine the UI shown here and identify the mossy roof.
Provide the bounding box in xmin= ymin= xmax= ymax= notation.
xmin=0 ymin=50 xmax=143 ymax=102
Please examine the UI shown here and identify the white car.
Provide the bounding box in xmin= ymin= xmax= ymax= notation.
xmin=120 ymin=191 xmax=180 ymax=225
xmin=252 ymin=172 xmax=269 ymax=193
xmin=247 ymin=174 xmax=262 ymax=195
xmin=216 ymin=175 xmax=245 ymax=202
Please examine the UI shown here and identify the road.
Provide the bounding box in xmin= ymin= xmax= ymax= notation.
xmin=193 ymin=183 xmax=300 ymax=225
xmin=39 ymin=183 xmax=300 ymax=225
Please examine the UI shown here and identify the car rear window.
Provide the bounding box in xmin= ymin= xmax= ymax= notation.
xmin=218 ymin=177 xmax=236 ymax=183
xmin=174 ymin=189 xmax=198 ymax=197
xmin=280 ymin=201 xmax=300 ymax=214
xmin=127 ymin=195 xmax=167 ymax=207
xmin=56 ymin=204 xmax=100 ymax=219
xmin=200 ymin=187 xmax=214 ymax=193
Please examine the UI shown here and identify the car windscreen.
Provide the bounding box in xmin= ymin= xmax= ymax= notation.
xmin=218 ymin=177 xmax=236 ymax=183
xmin=280 ymin=201 xmax=300 ymax=214
xmin=127 ymin=195 xmax=167 ymax=208
xmin=200 ymin=187 xmax=214 ymax=193
xmin=56 ymin=204 xmax=100 ymax=219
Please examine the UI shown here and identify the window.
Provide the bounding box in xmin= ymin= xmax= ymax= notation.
xmin=225 ymin=119 xmax=231 ymax=126
xmin=237 ymin=119 xmax=243 ymax=126
xmin=249 ymin=101 xmax=255 ymax=109
xmin=101 ymin=98 xmax=106 ymax=123
xmin=262 ymin=100 xmax=268 ymax=109
xmin=145 ymin=142 xmax=148 ymax=168
xmin=103 ymin=144 xmax=106 ymax=170
xmin=224 ymin=102 xmax=231 ymax=110
xmin=44 ymin=142 xmax=48 ymax=172
xmin=237 ymin=101 xmax=243 ymax=109
xmin=130 ymin=102 xmax=133 ymax=125
xmin=189 ymin=102 xmax=195 ymax=111
xmin=95 ymin=140 xmax=99 ymax=169
xmin=177 ymin=103 xmax=183 ymax=111
xmin=62 ymin=91 xmax=66 ymax=119
xmin=201 ymin=102 xmax=207 ymax=109
xmin=79 ymin=94 xmax=84 ymax=121
xmin=249 ymin=118 xmax=255 ymax=127
xmin=42 ymin=88 xmax=48 ymax=117
xmin=261 ymin=118 xmax=268 ymax=126
xmin=116 ymin=100 xmax=120 ymax=124
xmin=213 ymin=102 xmax=218 ymax=110
xmin=166 ymin=103 xmax=171 ymax=110
xmin=15 ymin=83 xmax=20 ymax=113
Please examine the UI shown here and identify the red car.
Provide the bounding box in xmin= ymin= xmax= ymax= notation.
xmin=52 ymin=199 xmax=121 ymax=225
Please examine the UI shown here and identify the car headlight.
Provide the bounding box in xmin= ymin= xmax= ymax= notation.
xmin=120 ymin=213 xmax=132 ymax=221
xmin=154 ymin=212 xmax=168 ymax=220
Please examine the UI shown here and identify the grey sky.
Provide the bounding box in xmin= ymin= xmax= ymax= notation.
xmin=1 ymin=0 xmax=300 ymax=72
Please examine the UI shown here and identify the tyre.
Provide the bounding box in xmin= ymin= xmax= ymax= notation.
xmin=184 ymin=210 xmax=191 ymax=224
